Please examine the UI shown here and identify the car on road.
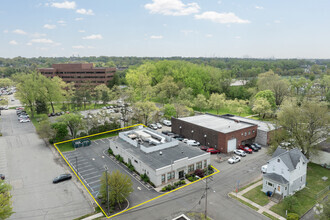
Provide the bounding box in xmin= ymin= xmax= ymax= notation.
xmin=207 ymin=148 xmax=221 ymax=154
xmin=18 ymin=115 xmax=29 ymax=121
xmin=19 ymin=118 xmax=30 ymax=123
xmin=156 ymin=123 xmax=162 ymax=129
xmin=200 ymin=146 xmax=209 ymax=151
xmin=53 ymin=174 xmax=72 ymax=184
xmin=228 ymin=155 xmax=241 ymax=164
xmin=252 ymin=143 xmax=262 ymax=150
xmin=163 ymin=119 xmax=172 ymax=126
xmin=246 ymin=144 xmax=259 ymax=152
xmin=239 ymin=145 xmax=252 ymax=154
xmin=234 ymin=149 xmax=246 ymax=157
xmin=149 ymin=124 xmax=158 ymax=130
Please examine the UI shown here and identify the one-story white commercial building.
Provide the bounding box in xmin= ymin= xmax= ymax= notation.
xmin=110 ymin=127 xmax=210 ymax=187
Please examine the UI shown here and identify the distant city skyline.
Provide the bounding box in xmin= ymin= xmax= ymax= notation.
xmin=0 ymin=0 xmax=329 ymax=59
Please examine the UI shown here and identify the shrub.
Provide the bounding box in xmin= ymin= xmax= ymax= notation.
xmin=180 ymin=180 xmax=186 ymax=185
xmin=108 ymin=148 xmax=113 ymax=155
xmin=127 ymin=162 xmax=135 ymax=172
xmin=194 ymin=169 xmax=204 ymax=178
xmin=185 ymin=174 xmax=191 ymax=179
xmin=188 ymin=177 xmax=194 ymax=182
xmin=118 ymin=157 xmax=124 ymax=163
xmin=140 ymin=173 xmax=150 ymax=183
xmin=287 ymin=213 xmax=299 ymax=220
xmin=161 ymin=187 xmax=167 ymax=192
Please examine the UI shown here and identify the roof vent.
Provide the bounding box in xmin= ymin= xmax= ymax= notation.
xmin=159 ymin=151 xmax=162 ymax=155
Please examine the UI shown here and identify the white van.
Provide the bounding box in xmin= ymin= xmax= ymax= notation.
xmin=163 ymin=119 xmax=172 ymax=126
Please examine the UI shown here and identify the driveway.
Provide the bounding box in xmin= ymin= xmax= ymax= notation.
xmin=0 ymin=109 xmax=93 ymax=220
xmin=62 ymin=138 xmax=159 ymax=207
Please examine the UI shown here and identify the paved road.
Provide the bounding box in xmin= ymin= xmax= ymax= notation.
xmin=112 ymin=147 xmax=271 ymax=220
xmin=62 ymin=138 xmax=159 ymax=208
xmin=0 ymin=109 xmax=93 ymax=220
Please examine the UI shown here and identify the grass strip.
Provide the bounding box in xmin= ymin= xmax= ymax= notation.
xmin=243 ymin=185 xmax=270 ymax=206
xmin=262 ymin=211 xmax=279 ymax=220
xmin=229 ymin=194 xmax=259 ymax=211
xmin=238 ymin=178 xmax=262 ymax=192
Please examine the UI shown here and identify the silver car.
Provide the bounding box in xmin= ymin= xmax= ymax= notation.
xmin=234 ymin=149 xmax=246 ymax=157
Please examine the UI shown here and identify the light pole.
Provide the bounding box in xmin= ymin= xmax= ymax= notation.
xmin=104 ymin=165 xmax=109 ymax=214
xmin=179 ymin=126 xmax=182 ymax=136
xmin=204 ymin=134 xmax=207 ymax=146
xmin=191 ymin=130 xmax=194 ymax=139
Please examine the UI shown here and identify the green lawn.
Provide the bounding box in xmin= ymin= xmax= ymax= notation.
xmin=229 ymin=194 xmax=259 ymax=211
xmin=197 ymin=105 xmax=253 ymax=117
xmin=270 ymin=163 xmax=330 ymax=217
xmin=243 ymin=185 xmax=270 ymax=206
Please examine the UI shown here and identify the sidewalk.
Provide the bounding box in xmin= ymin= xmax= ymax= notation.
xmin=229 ymin=180 xmax=286 ymax=220
xmin=81 ymin=212 xmax=104 ymax=220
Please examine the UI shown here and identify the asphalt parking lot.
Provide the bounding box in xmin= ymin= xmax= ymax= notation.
xmin=62 ymin=138 xmax=159 ymax=207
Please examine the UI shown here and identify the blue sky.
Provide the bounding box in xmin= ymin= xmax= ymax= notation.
xmin=1 ymin=0 xmax=329 ymax=58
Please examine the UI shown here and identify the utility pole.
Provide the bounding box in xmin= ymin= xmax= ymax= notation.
xmin=205 ymin=166 xmax=208 ymax=219
xmin=104 ymin=165 xmax=109 ymax=214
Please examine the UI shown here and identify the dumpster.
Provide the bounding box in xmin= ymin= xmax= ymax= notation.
xmin=72 ymin=139 xmax=91 ymax=148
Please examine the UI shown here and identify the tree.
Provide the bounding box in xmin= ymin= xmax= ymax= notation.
xmin=177 ymin=87 xmax=194 ymax=107
xmin=208 ymin=93 xmax=226 ymax=114
xmin=94 ymin=84 xmax=111 ymax=105
xmin=99 ymin=170 xmax=133 ymax=209
xmin=254 ymin=90 xmax=276 ymax=109
xmin=133 ymin=101 xmax=159 ymax=125
xmin=273 ymin=101 xmax=330 ymax=159
xmin=154 ymin=76 xmax=179 ymax=103
xmin=36 ymin=118 xmax=55 ymax=140
xmin=51 ymin=122 xmax=69 ymax=142
xmin=0 ymin=180 xmax=14 ymax=219
xmin=0 ymin=78 xmax=13 ymax=88
xmin=194 ymin=94 xmax=208 ymax=111
xmin=35 ymin=99 xmax=48 ymax=114
xmin=252 ymin=97 xmax=272 ymax=118
xmin=56 ymin=114 xmax=83 ymax=138
xmin=316 ymin=199 xmax=330 ymax=220
xmin=163 ymin=104 xmax=176 ymax=119
xmin=257 ymin=70 xmax=289 ymax=105
xmin=283 ymin=196 xmax=299 ymax=213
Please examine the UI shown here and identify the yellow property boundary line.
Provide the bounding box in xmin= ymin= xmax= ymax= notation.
xmin=54 ymin=124 xmax=220 ymax=219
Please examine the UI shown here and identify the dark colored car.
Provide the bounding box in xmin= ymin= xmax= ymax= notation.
xmin=239 ymin=145 xmax=253 ymax=154
xmin=206 ymin=148 xmax=221 ymax=154
xmin=53 ymin=174 xmax=72 ymax=184
xmin=162 ymin=130 xmax=171 ymax=135
xmin=0 ymin=174 xmax=5 ymax=180
xmin=246 ymin=144 xmax=258 ymax=152
xmin=200 ymin=146 xmax=209 ymax=151
xmin=252 ymin=143 xmax=262 ymax=150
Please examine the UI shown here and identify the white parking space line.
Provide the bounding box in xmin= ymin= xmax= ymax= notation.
xmin=77 ymin=164 xmax=93 ymax=169
xmin=85 ymin=175 xmax=102 ymax=181
xmin=89 ymin=179 xmax=101 ymax=185
xmin=91 ymin=184 xmax=101 ymax=190
xmin=94 ymin=141 xmax=99 ymax=145
xmin=75 ymin=161 xmax=90 ymax=166
xmin=66 ymin=155 xmax=82 ymax=160
xmin=100 ymin=139 xmax=106 ymax=143
xmin=80 ymin=170 xmax=98 ymax=175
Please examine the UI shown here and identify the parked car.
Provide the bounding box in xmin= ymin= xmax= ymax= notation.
xmin=246 ymin=144 xmax=259 ymax=152
xmin=55 ymin=112 xmax=61 ymax=116
xmin=261 ymin=165 xmax=268 ymax=173
xmin=200 ymin=146 xmax=209 ymax=151
xmin=53 ymin=174 xmax=72 ymax=184
xmin=156 ymin=123 xmax=162 ymax=129
xmin=18 ymin=115 xmax=29 ymax=121
xmin=163 ymin=119 xmax=172 ymax=126
xmin=234 ymin=149 xmax=246 ymax=157
xmin=239 ymin=145 xmax=252 ymax=154
xmin=149 ymin=124 xmax=158 ymax=130
xmin=20 ymin=118 xmax=30 ymax=123
xmin=186 ymin=140 xmax=200 ymax=146
xmin=0 ymin=174 xmax=5 ymax=180
xmin=228 ymin=155 xmax=241 ymax=164
xmin=252 ymin=143 xmax=262 ymax=150
xmin=162 ymin=130 xmax=171 ymax=135
xmin=206 ymin=148 xmax=221 ymax=154
xmin=174 ymin=136 xmax=184 ymax=141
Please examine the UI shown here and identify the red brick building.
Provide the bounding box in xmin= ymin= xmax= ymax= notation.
xmin=38 ymin=63 xmax=115 ymax=86
xmin=171 ymin=114 xmax=258 ymax=153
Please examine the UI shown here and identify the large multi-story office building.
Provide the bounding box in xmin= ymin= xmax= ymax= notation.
xmin=38 ymin=63 xmax=116 ymax=86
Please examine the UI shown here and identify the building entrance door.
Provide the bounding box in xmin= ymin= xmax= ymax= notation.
xmin=179 ymin=170 xmax=184 ymax=179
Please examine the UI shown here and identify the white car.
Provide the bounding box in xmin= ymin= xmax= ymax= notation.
xmin=163 ymin=119 xmax=172 ymax=126
xmin=228 ymin=155 xmax=241 ymax=164
xmin=156 ymin=123 xmax=162 ymax=129
xmin=149 ymin=124 xmax=158 ymax=130
xmin=185 ymin=140 xmax=200 ymax=146
xmin=20 ymin=118 xmax=30 ymax=123
xmin=234 ymin=149 xmax=246 ymax=157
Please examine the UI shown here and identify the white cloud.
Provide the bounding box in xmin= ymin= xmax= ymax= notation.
xmin=57 ymin=20 xmax=66 ymax=26
xmin=145 ymin=0 xmax=200 ymax=16
xmin=51 ymin=1 xmax=76 ymax=9
xmin=26 ymin=42 xmax=32 ymax=46
xmin=235 ymin=36 xmax=241 ymax=39
xmin=30 ymin=32 xmax=47 ymax=38
xmin=150 ymin=35 xmax=163 ymax=39
xmin=31 ymin=38 xmax=54 ymax=44
xmin=255 ymin=6 xmax=264 ymax=10
xmin=181 ymin=30 xmax=196 ymax=36
xmin=87 ymin=46 xmax=95 ymax=49
xmin=78 ymin=30 xmax=85 ymax=33
xmin=44 ymin=24 xmax=56 ymax=29
xmin=75 ymin=17 xmax=84 ymax=21
xmin=82 ymin=34 xmax=103 ymax=40
xmin=274 ymin=20 xmax=281 ymax=23
xmin=195 ymin=11 xmax=250 ymax=24
xmin=13 ymin=29 xmax=27 ymax=35
xmin=76 ymin=8 xmax=94 ymax=15
xmin=3 ymin=30 xmax=8 ymax=33
xmin=205 ymin=34 xmax=213 ymax=38
xmin=72 ymin=45 xmax=85 ymax=49
xmin=9 ymin=40 xmax=18 ymax=45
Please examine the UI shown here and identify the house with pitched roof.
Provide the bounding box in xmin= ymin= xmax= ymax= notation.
xmin=262 ymin=147 xmax=309 ymax=197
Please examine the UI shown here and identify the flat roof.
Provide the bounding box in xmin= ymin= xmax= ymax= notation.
xmin=223 ymin=115 xmax=276 ymax=132
xmin=177 ymin=114 xmax=255 ymax=133
xmin=113 ymin=130 xmax=208 ymax=170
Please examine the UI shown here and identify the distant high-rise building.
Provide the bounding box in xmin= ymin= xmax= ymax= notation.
xmin=38 ymin=63 xmax=115 ymax=86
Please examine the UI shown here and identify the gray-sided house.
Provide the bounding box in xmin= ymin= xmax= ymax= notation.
xmin=110 ymin=127 xmax=210 ymax=187
xmin=262 ymin=147 xmax=309 ymax=197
